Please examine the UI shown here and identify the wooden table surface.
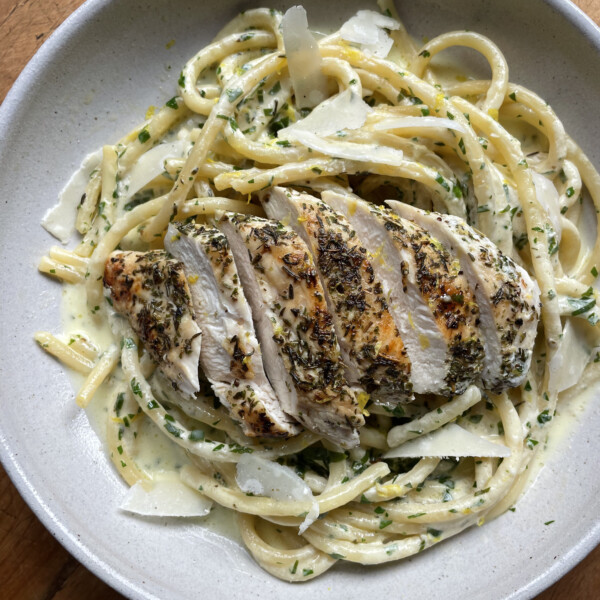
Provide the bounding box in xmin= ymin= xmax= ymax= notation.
xmin=1 ymin=0 xmax=600 ymax=598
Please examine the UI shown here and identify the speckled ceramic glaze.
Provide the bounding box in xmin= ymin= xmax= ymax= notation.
xmin=0 ymin=1 xmax=599 ymax=598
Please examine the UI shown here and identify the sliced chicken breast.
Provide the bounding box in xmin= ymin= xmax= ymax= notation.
xmin=104 ymin=250 xmax=201 ymax=396
xmin=322 ymin=190 xmax=484 ymax=397
xmin=261 ymin=186 xmax=413 ymax=404
xmin=217 ymin=212 xmax=364 ymax=448
xmin=165 ymin=222 xmax=299 ymax=438
xmin=386 ymin=202 xmax=540 ymax=391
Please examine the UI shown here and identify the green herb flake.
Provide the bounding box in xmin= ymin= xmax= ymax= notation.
xmin=164 ymin=421 xmax=182 ymax=438
xmin=166 ymin=96 xmax=179 ymax=110
xmin=566 ymin=186 xmax=575 ymax=198
xmin=568 ymin=294 xmax=596 ymax=316
xmin=130 ymin=378 xmax=142 ymax=398
xmin=435 ymin=174 xmax=450 ymax=192
xmin=189 ymin=429 xmax=205 ymax=442
xmin=114 ymin=392 xmax=125 ymax=416
xmin=138 ymin=129 xmax=151 ymax=144
xmin=537 ymin=409 xmax=552 ymax=424
xmin=379 ymin=519 xmax=392 ymax=529
xmin=302 ymin=568 xmax=314 ymax=576
xmin=226 ymin=88 xmax=243 ymax=103
xmin=427 ymin=527 xmax=442 ymax=537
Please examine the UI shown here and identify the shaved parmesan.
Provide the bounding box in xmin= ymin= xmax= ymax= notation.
xmin=281 ymin=129 xmax=403 ymax=166
xmin=340 ymin=10 xmax=400 ymax=58
xmin=532 ymin=171 xmax=562 ymax=241
xmin=121 ymin=140 xmax=188 ymax=203
xmin=279 ymin=88 xmax=370 ymax=138
xmin=282 ymin=6 xmax=329 ymax=108
xmin=548 ymin=319 xmax=591 ymax=393
xmin=120 ymin=479 xmax=212 ymax=517
xmin=236 ymin=454 xmax=318 ymax=533
xmin=42 ymin=149 xmax=102 ymax=243
xmin=372 ymin=116 xmax=468 ymax=134
xmin=383 ymin=423 xmax=511 ymax=458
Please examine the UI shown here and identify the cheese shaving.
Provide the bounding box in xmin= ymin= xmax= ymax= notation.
xmin=42 ymin=149 xmax=102 ymax=243
xmin=282 ymin=6 xmax=329 ymax=108
xmin=339 ymin=10 xmax=400 ymax=58
xmin=236 ymin=454 xmax=318 ymax=533
xmin=281 ymin=129 xmax=404 ymax=166
xmin=122 ymin=140 xmax=188 ymax=203
xmin=548 ymin=319 xmax=591 ymax=393
xmin=120 ymin=479 xmax=212 ymax=517
xmin=383 ymin=423 xmax=511 ymax=458
xmin=279 ymin=88 xmax=371 ymax=138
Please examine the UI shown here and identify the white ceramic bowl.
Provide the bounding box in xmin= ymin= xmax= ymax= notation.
xmin=1 ymin=1 xmax=599 ymax=598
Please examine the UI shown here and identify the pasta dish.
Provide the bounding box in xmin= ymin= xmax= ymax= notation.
xmin=36 ymin=2 xmax=600 ymax=582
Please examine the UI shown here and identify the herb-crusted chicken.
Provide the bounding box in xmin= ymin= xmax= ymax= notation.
xmin=165 ymin=222 xmax=300 ymax=438
xmin=103 ymin=250 xmax=202 ymax=396
xmin=262 ymin=187 xmax=413 ymax=404
xmin=218 ymin=212 xmax=364 ymax=447
xmin=386 ymin=202 xmax=540 ymax=391
xmin=323 ymin=190 xmax=484 ymax=397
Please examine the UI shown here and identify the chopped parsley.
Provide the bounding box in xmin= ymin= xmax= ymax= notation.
xmin=137 ymin=128 xmax=150 ymax=144
xmin=226 ymin=88 xmax=243 ymax=103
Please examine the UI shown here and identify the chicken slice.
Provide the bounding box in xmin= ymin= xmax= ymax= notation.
xmin=104 ymin=250 xmax=201 ymax=396
xmin=261 ymin=186 xmax=413 ymax=404
xmin=218 ymin=212 xmax=364 ymax=448
xmin=322 ymin=190 xmax=484 ymax=396
xmin=165 ymin=222 xmax=300 ymax=438
xmin=386 ymin=202 xmax=540 ymax=391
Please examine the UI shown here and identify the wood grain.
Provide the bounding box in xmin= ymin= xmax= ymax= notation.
xmin=0 ymin=1 xmax=599 ymax=598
